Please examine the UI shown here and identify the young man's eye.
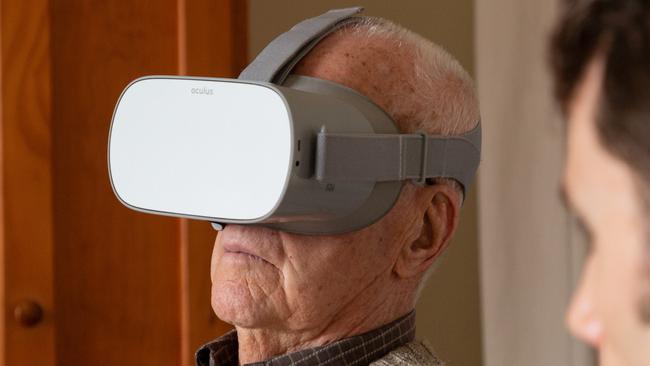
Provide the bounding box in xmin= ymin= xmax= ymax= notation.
xmin=559 ymin=186 xmax=594 ymax=252
xmin=575 ymin=217 xmax=594 ymax=253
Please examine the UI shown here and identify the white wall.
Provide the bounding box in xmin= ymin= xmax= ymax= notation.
xmin=475 ymin=1 xmax=594 ymax=365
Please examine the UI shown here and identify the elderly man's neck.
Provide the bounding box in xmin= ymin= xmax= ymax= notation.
xmin=235 ymin=296 xmax=413 ymax=365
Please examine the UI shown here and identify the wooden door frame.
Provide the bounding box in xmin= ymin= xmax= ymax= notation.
xmin=0 ymin=1 xmax=247 ymax=365
xmin=0 ymin=0 xmax=56 ymax=364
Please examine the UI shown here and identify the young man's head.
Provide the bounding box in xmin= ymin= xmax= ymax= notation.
xmin=550 ymin=1 xmax=650 ymax=364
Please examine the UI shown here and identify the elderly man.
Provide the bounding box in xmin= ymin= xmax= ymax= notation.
xmin=197 ymin=13 xmax=479 ymax=366
xmin=550 ymin=1 xmax=650 ymax=365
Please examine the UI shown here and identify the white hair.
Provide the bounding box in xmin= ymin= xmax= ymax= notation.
xmin=342 ymin=16 xmax=480 ymax=136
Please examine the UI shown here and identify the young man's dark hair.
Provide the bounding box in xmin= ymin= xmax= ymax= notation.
xmin=551 ymin=0 xmax=650 ymax=201
xmin=549 ymin=1 xmax=650 ymax=364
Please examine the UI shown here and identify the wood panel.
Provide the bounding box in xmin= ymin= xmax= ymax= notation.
xmin=50 ymin=1 xmax=183 ymax=365
xmin=47 ymin=1 xmax=246 ymax=365
xmin=0 ymin=0 xmax=56 ymax=365
xmin=0 ymin=0 xmax=247 ymax=364
xmin=184 ymin=0 xmax=248 ymax=77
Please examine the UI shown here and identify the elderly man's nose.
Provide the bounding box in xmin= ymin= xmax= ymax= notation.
xmin=566 ymin=260 xmax=603 ymax=348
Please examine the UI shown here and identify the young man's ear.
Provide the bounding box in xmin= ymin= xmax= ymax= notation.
xmin=394 ymin=183 xmax=461 ymax=279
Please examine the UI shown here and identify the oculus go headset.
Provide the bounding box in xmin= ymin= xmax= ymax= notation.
xmin=107 ymin=7 xmax=482 ymax=235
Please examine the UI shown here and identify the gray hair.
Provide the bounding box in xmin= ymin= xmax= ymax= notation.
xmin=342 ymin=16 xmax=480 ymax=136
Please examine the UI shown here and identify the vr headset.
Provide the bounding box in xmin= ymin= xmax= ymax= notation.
xmin=107 ymin=7 xmax=481 ymax=235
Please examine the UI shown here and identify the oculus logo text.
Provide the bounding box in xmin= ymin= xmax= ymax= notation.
xmin=190 ymin=87 xmax=214 ymax=95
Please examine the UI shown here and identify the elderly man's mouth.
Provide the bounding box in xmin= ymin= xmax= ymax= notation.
xmin=222 ymin=242 xmax=276 ymax=268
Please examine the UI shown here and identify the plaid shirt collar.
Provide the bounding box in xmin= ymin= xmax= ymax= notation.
xmin=196 ymin=311 xmax=416 ymax=366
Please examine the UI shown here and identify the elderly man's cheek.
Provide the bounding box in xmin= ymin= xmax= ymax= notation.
xmin=210 ymin=258 xmax=289 ymax=326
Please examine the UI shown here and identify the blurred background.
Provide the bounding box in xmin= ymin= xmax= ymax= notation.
xmin=0 ymin=1 xmax=593 ymax=365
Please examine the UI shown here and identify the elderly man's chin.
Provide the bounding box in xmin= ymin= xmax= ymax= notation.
xmin=211 ymin=280 xmax=281 ymax=328
xmin=210 ymin=235 xmax=286 ymax=328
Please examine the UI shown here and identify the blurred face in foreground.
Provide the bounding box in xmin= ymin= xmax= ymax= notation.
xmin=564 ymin=54 xmax=650 ymax=366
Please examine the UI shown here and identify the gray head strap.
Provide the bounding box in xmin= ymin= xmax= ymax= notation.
xmin=239 ymin=7 xmax=363 ymax=84
xmin=316 ymin=123 xmax=482 ymax=191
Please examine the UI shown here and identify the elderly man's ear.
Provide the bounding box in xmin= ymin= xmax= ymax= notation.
xmin=393 ymin=183 xmax=461 ymax=279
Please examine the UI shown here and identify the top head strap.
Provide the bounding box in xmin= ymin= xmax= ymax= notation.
xmin=239 ymin=7 xmax=363 ymax=84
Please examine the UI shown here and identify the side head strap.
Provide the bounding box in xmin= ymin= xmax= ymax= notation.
xmin=316 ymin=123 xmax=482 ymax=192
xmin=239 ymin=7 xmax=364 ymax=84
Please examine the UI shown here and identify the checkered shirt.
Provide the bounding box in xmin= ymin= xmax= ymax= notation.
xmin=195 ymin=311 xmax=416 ymax=366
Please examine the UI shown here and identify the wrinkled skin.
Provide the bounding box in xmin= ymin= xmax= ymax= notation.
xmin=564 ymin=54 xmax=650 ymax=365
xmin=211 ymin=182 xmax=458 ymax=363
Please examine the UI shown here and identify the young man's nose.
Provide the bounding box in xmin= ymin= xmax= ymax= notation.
xmin=566 ymin=259 xmax=603 ymax=348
